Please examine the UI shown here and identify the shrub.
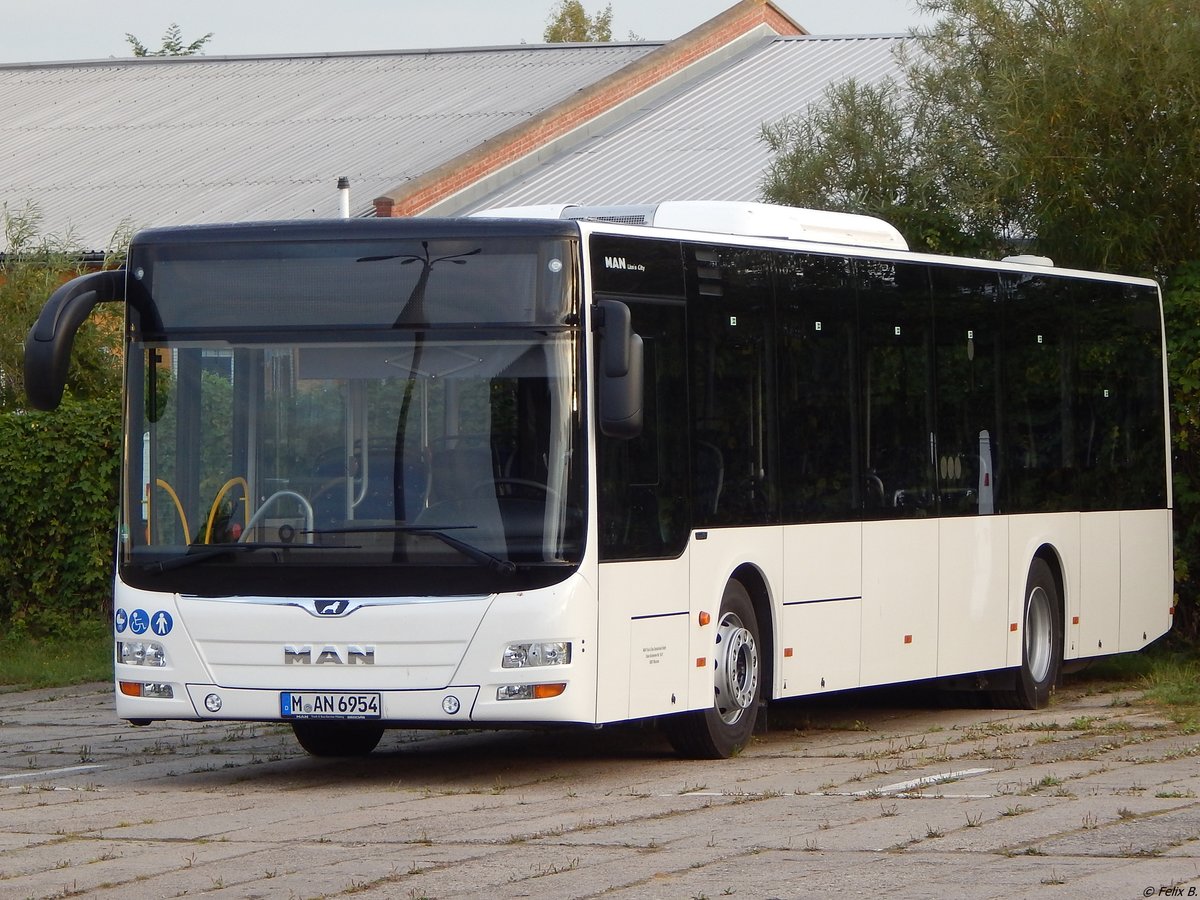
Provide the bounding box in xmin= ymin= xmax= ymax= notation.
xmin=0 ymin=395 xmax=120 ymax=638
xmin=1165 ymin=264 xmax=1200 ymax=641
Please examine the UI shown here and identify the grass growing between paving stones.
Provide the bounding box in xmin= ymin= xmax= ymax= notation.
xmin=1073 ymin=643 xmax=1200 ymax=731
xmin=0 ymin=619 xmax=111 ymax=689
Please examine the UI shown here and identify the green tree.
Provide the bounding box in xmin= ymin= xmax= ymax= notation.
xmin=1 ymin=206 xmax=124 ymax=638
xmin=1164 ymin=265 xmax=1200 ymax=638
xmin=126 ymin=23 xmax=215 ymax=57
xmin=0 ymin=203 xmax=123 ymax=412
xmin=762 ymin=0 xmax=1200 ymax=276
xmin=914 ymin=0 xmax=1200 ymax=275
xmin=761 ymin=77 xmax=1008 ymax=256
xmin=544 ymin=1 xmax=614 ymax=42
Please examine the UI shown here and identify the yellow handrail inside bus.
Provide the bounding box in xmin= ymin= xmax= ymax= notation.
xmin=152 ymin=478 xmax=190 ymax=545
xmin=204 ymin=477 xmax=250 ymax=544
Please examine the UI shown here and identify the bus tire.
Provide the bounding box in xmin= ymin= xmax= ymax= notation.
xmin=663 ymin=579 xmax=762 ymax=759
xmin=995 ymin=558 xmax=1062 ymax=710
xmin=292 ymin=721 xmax=384 ymax=757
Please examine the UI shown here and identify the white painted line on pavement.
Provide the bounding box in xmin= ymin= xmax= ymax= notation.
xmin=853 ymin=767 xmax=993 ymax=796
xmin=0 ymin=764 xmax=105 ymax=782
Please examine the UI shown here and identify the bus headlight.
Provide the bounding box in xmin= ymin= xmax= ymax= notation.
xmin=118 ymin=641 xmax=166 ymax=667
xmin=501 ymin=641 xmax=571 ymax=668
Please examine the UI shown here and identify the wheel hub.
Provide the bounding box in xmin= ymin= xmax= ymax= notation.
xmin=714 ymin=612 xmax=759 ymax=725
xmin=1025 ymin=585 xmax=1053 ymax=683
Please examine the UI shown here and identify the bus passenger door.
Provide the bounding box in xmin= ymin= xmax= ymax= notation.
xmin=594 ymin=296 xmax=693 ymax=723
xmin=932 ymin=267 xmax=1009 ymax=678
xmin=857 ymin=261 xmax=940 ymax=686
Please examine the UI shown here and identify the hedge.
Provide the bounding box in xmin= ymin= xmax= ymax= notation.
xmin=0 ymin=395 xmax=121 ymax=637
xmin=1164 ymin=264 xmax=1200 ymax=641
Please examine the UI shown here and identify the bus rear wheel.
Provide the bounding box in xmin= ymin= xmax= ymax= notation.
xmin=994 ymin=558 xmax=1062 ymax=710
xmin=292 ymin=721 xmax=385 ymax=757
xmin=663 ymin=579 xmax=761 ymax=759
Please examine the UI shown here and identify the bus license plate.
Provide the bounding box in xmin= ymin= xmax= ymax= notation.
xmin=280 ymin=691 xmax=381 ymax=719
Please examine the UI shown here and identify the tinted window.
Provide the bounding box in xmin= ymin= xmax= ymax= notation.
xmin=589 ymin=237 xmax=685 ymax=297
xmin=777 ymin=252 xmax=860 ymax=521
xmin=1074 ymin=280 xmax=1167 ymax=509
xmin=932 ymin=266 xmax=1001 ymax=516
xmin=687 ymin=247 xmax=777 ymax=526
xmin=1001 ymin=275 xmax=1077 ymax=512
xmin=132 ymin=236 xmax=576 ymax=332
xmin=597 ymin=299 xmax=690 ymax=559
xmin=858 ymin=261 xmax=936 ymax=518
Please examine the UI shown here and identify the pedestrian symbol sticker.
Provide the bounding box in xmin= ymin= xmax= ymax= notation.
xmin=152 ymin=611 xmax=174 ymax=636
xmin=114 ymin=609 xmax=128 ymax=633
xmin=128 ymin=609 xmax=150 ymax=635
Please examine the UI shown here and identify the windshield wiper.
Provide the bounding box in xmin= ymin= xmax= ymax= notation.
xmin=135 ymin=541 xmax=356 ymax=574
xmin=313 ymin=525 xmax=516 ymax=575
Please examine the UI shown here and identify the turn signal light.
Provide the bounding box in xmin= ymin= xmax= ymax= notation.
xmin=119 ymin=681 xmax=174 ymax=699
xmin=497 ymin=682 xmax=567 ymax=701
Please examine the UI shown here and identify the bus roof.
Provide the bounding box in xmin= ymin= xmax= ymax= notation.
xmin=477 ymin=202 xmax=1157 ymax=289
xmin=474 ymin=201 xmax=910 ymax=252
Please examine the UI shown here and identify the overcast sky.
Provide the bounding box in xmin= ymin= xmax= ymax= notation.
xmin=0 ymin=1 xmax=935 ymax=64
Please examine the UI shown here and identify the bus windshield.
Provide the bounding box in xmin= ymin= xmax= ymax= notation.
xmin=119 ymin=230 xmax=584 ymax=597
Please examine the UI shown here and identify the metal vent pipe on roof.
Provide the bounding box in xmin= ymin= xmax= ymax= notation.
xmin=337 ymin=177 xmax=350 ymax=219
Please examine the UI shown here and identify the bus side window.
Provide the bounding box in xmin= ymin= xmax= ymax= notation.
xmin=777 ymin=252 xmax=859 ymax=522
xmin=597 ymin=300 xmax=689 ymax=560
xmin=858 ymin=261 xmax=936 ymax=518
xmin=1002 ymin=275 xmax=1076 ymax=513
xmin=687 ymin=247 xmax=777 ymax=526
xmin=932 ymin=266 xmax=1001 ymax=516
xmin=1074 ymin=280 xmax=1168 ymax=510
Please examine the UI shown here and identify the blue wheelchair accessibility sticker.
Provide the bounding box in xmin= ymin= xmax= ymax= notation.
xmin=128 ymin=609 xmax=150 ymax=635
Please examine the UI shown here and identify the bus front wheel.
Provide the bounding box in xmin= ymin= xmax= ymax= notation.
xmin=663 ymin=579 xmax=761 ymax=759
xmin=292 ymin=721 xmax=384 ymax=757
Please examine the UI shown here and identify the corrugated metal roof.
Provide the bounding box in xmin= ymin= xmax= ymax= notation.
xmin=456 ymin=35 xmax=910 ymax=214
xmin=0 ymin=44 xmax=659 ymax=251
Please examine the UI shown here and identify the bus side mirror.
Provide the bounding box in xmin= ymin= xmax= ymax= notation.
xmin=24 ymin=269 xmax=125 ymax=411
xmin=596 ymin=299 xmax=644 ymax=439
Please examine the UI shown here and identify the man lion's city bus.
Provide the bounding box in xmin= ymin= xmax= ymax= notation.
xmin=25 ymin=202 xmax=1172 ymax=759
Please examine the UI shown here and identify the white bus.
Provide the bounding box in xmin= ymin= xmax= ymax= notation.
xmin=25 ymin=202 xmax=1173 ymax=759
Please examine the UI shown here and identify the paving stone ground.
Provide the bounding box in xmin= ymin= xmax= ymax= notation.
xmin=1 ymin=676 xmax=1198 ymax=899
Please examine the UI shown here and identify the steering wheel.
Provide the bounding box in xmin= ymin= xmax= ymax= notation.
xmin=240 ymin=490 xmax=315 ymax=544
